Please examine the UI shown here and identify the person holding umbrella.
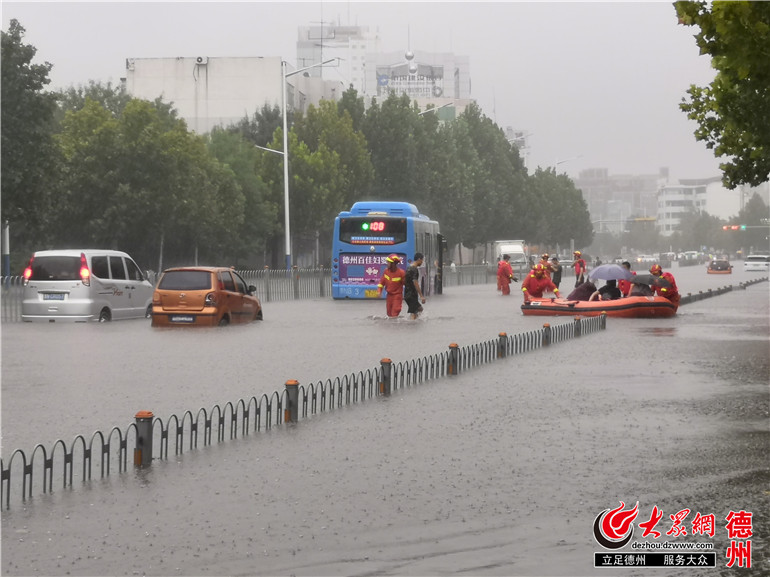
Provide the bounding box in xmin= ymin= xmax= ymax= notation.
xmin=649 ymin=264 xmax=680 ymax=306
xmin=586 ymin=262 xmax=630 ymax=301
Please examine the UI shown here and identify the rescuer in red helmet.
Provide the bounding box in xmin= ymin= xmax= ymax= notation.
xmin=538 ymin=253 xmax=553 ymax=278
xmin=377 ymin=254 xmax=406 ymax=317
xmin=573 ymin=250 xmax=587 ymax=286
xmin=497 ymin=254 xmax=518 ymax=295
xmin=521 ymin=263 xmax=560 ymax=303
xmin=649 ymin=263 xmax=680 ymax=306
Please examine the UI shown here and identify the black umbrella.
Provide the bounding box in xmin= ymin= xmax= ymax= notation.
xmin=632 ymin=274 xmax=671 ymax=287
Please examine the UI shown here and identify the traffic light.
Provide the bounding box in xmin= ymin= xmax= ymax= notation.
xmin=722 ymin=224 xmax=747 ymax=230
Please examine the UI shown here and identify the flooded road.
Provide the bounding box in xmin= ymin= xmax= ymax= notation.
xmin=2 ymin=265 xmax=768 ymax=576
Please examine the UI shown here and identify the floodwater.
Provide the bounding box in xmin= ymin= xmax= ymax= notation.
xmin=2 ymin=265 xmax=768 ymax=576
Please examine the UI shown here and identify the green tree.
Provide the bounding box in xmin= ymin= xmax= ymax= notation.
xmin=56 ymin=80 xmax=132 ymax=119
xmin=231 ymin=103 xmax=284 ymax=148
xmin=1 ymin=19 xmax=60 ymax=257
xmin=292 ymin=99 xmax=374 ymax=211
xmin=255 ymin=126 xmax=346 ymax=266
xmin=337 ymin=85 xmax=366 ymax=133
xmin=459 ymin=103 xmax=530 ymax=248
xmin=426 ymin=118 xmax=480 ymax=262
xmin=734 ymin=193 xmax=770 ymax=253
xmin=362 ymin=93 xmax=424 ymax=203
xmin=206 ymin=128 xmax=278 ymax=265
xmin=530 ymin=168 xmax=593 ymax=248
xmin=675 ymin=1 xmax=770 ymax=188
xmin=54 ymin=98 xmax=245 ymax=268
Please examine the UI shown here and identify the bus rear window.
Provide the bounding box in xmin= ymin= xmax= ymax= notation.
xmin=338 ymin=217 xmax=407 ymax=245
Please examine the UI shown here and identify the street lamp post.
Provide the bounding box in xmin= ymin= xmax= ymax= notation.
xmin=280 ymin=57 xmax=337 ymax=270
xmin=418 ymin=102 xmax=453 ymax=115
xmin=552 ymin=155 xmax=582 ymax=172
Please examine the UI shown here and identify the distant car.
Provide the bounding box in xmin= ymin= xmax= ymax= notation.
xmin=707 ymin=259 xmax=732 ymax=274
xmin=744 ymin=254 xmax=770 ymax=272
xmin=636 ymin=254 xmax=656 ymax=264
xmin=22 ymin=249 xmax=153 ymax=322
xmin=151 ymin=267 xmax=262 ymax=327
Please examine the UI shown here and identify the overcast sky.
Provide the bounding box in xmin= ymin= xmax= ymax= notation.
xmin=3 ymin=1 xmax=722 ymax=181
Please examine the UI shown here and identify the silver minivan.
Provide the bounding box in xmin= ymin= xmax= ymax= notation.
xmin=22 ymin=249 xmax=154 ymax=322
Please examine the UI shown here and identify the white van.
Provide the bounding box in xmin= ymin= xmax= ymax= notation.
xmin=744 ymin=254 xmax=770 ymax=272
xmin=21 ymin=249 xmax=154 ymax=322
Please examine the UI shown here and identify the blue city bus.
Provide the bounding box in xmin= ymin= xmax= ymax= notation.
xmin=332 ymin=202 xmax=442 ymax=299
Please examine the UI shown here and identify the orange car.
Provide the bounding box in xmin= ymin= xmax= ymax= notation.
xmin=151 ymin=267 xmax=262 ymax=327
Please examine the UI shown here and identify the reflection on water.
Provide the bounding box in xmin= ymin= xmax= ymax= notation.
xmin=636 ymin=327 xmax=677 ymax=337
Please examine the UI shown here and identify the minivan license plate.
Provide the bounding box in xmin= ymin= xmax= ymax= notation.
xmin=43 ymin=293 xmax=65 ymax=301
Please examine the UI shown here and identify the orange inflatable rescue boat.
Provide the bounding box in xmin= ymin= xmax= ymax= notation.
xmin=521 ymin=296 xmax=678 ymax=318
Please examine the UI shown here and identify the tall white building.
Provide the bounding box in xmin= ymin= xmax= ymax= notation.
xmin=364 ymin=49 xmax=471 ymax=102
xmin=124 ymin=56 xmax=343 ymax=134
xmin=296 ymin=23 xmax=381 ymax=95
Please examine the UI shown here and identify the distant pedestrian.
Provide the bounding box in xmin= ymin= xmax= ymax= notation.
xmin=404 ymin=252 xmax=426 ymax=319
xmin=497 ymin=254 xmax=518 ymax=295
xmin=573 ymin=251 xmax=587 ymax=287
xmin=376 ymin=254 xmax=405 ymax=318
xmin=550 ymin=256 xmax=562 ymax=288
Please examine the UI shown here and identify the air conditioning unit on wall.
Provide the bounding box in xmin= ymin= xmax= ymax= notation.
xmin=196 ymin=56 xmax=208 ymax=65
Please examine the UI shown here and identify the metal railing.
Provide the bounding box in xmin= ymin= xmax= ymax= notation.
xmin=1 ymin=315 xmax=607 ymax=509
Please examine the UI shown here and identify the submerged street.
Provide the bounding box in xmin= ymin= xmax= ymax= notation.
xmin=2 ymin=266 xmax=768 ymax=576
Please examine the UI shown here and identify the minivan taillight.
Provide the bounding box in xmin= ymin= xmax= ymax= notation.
xmin=79 ymin=253 xmax=91 ymax=286
xmin=22 ymin=256 xmax=34 ymax=286
xmin=204 ymin=293 xmax=216 ymax=307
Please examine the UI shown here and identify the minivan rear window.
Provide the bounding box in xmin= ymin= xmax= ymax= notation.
xmin=158 ymin=270 xmax=212 ymax=291
xmin=27 ymin=256 xmax=80 ymax=281
xmin=746 ymin=256 xmax=769 ymax=262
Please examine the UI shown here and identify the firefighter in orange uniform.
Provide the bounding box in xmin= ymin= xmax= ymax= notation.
xmin=497 ymin=254 xmax=517 ymax=295
xmin=649 ymin=264 xmax=680 ymax=306
xmin=522 ymin=263 xmax=561 ymax=302
xmin=377 ymin=254 xmax=406 ymax=317
xmin=573 ymin=250 xmax=587 ymax=286
xmin=539 ymin=253 xmax=553 ymax=278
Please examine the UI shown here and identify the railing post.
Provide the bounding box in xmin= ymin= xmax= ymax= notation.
xmin=573 ymin=316 xmax=582 ymax=337
xmin=497 ymin=332 xmax=507 ymax=358
xmin=284 ymin=380 xmax=299 ymax=423
xmin=263 ymin=266 xmax=270 ymax=302
xmin=133 ymin=410 xmax=154 ymax=467
xmin=379 ymin=358 xmax=392 ymax=396
xmin=448 ymin=343 xmax=459 ymax=375
xmin=600 ymin=313 xmax=607 ymax=330
xmin=293 ymin=266 xmax=300 ymax=300
xmin=319 ymin=266 xmax=325 ymax=298
xmin=542 ymin=323 xmax=551 ymax=346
